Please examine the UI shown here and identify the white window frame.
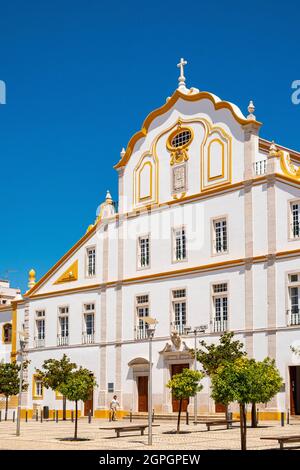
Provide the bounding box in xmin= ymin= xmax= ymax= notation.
xmin=287 ymin=273 xmax=300 ymax=326
xmin=212 ymin=217 xmax=228 ymax=255
xmin=171 ymin=288 xmax=187 ymax=335
xmin=82 ymin=303 xmax=95 ymax=344
xmin=86 ymin=246 xmax=96 ymax=278
xmin=137 ymin=234 xmax=150 ymax=270
xmin=135 ymin=294 xmax=150 ymax=340
xmin=172 ymin=226 xmax=187 ymax=263
xmin=211 ymin=283 xmax=229 ymax=332
xmin=289 ymin=200 xmax=300 ymax=240
xmin=58 ymin=306 xmax=69 ymax=346
xmin=35 ymin=310 xmax=45 ymax=348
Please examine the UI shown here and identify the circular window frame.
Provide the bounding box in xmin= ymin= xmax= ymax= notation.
xmin=167 ymin=126 xmax=194 ymax=152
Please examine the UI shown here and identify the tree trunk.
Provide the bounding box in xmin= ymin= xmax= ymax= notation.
xmin=5 ymin=396 xmax=8 ymax=421
xmin=63 ymin=396 xmax=67 ymax=421
xmin=225 ymin=404 xmax=229 ymax=420
xmin=177 ymin=398 xmax=182 ymax=433
xmin=239 ymin=403 xmax=247 ymax=451
xmin=74 ymin=401 xmax=78 ymax=440
xmin=251 ymin=403 xmax=257 ymax=428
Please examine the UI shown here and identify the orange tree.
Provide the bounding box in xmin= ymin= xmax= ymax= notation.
xmin=166 ymin=368 xmax=203 ymax=433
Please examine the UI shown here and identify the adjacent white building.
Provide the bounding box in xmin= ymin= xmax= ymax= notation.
xmin=2 ymin=60 xmax=300 ymax=419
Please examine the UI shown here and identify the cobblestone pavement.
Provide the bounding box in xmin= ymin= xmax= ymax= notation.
xmin=0 ymin=419 xmax=300 ymax=450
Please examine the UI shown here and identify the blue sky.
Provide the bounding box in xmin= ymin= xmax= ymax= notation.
xmin=0 ymin=0 xmax=299 ymax=293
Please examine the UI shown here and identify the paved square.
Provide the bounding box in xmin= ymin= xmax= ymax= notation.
xmin=0 ymin=418 xmax=300 ymax=450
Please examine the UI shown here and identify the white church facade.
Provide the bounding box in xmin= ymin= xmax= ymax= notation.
xmin=1 ymin=60 xmax=300 ymax=419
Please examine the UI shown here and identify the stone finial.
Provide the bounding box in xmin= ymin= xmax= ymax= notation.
xmin=28 ymin=268 xmax=36 ymax=289
xmin=105 ymin=190 xmax=113 ymax=204
xmin=269 ymin=140 xmax=278 ymax=157
xmin=120 ymin=147 xmax=126 ymax=159
xmin=247 ymin=100 xmax=256 ymax=120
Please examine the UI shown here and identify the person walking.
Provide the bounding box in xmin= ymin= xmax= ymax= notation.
xmin=109 ymin=395 xmax=120 ymax=421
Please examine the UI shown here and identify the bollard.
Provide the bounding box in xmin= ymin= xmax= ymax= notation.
xmin=88 ymin=409 xmax=92 ymax=424
xmin=227 ymin=412 xmax=233 ymax=429
xmin=71 ymin=410 xmax=74 ymax=422
xmin=55 ymin=410 xmax=58 ymax=423
xmin=281 ymin=411 xmax=285 ymax=427
xmin=256 ymin=408 xmax=259 ymax=426
xmin=53 ymin=410 xmax=55 ymax=421
xmin=129 ymin=410 xmax=132 ymax=423
xmin=152 ymin=409 xmax=154 ymax=423
xmin=13 ymin=411 xmax=15 ymax=423
xmin=186 ymin=411 xmax=189 ymax=425
xmin=0 ymin=410 xmax=1 ymax=422
xmin=25 ymin=411 xmax=28 ymax=423
xmin=109 ymin=410 xmax=112 ymax=422
xmin=287 ymin=409 xmax=290 ymax=425
xmin=36 ymin=410 xmax=38 ymax=422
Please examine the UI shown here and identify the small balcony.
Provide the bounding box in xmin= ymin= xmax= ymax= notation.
xmin=253 ymin=160 xmax=267 ymax=176
xmin=287 ymin=309 xmax=300 ymax=326
xmin=136 ymin=328 xmax=148 ymax=340
xmin=213 ymin=319 xmax=228 ymax=332
xmin=82 ymin=332 xmax=95 ymax=344
xmin=57 ymin=334 xmax=69 ymax=346
xmin=34 ymin=337 xmax=45 ymax=348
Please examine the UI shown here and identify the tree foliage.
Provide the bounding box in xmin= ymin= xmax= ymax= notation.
xmin=36 ymin=354 xmax=77 ymax=420
xmin=59 ymin=368 xmax=96 ymax=403
xmin=193 ymin=331 xmax=246 ymax=376
xmin=211 ymin=357 xmax=282 ymax=450
xmin=0 ymin=361 xmax=28 ymax=420
xmin=166 ymin=368 xmax=204 ymax=433
xmin=36 ymin=354 xmax=77 ymax=390
xmin=59 ymin=367 xmax=97 ymax=439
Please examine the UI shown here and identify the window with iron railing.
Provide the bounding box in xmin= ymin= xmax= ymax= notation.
xmin=288 ymin=274 xmax=300 ymax=325
xmin=136 ymin=295 xmax=149 ymax=340
xmin=172 ymin=289 xmax=186 ymax=334
xmin=212 ymin=283 xmax=228 ymax=332
xmin=58 ymin=307 xmax=69 ymax=346
xmin=82 ymin=303 xmax=95 ymax=344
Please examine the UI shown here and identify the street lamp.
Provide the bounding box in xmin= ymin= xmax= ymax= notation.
xmin=16 ymin=332 xmax=26 ymax=437
xmin=184 ymin=325 xmax=207 ymax=425
xmin=141 ymin=316 xmax=157 ymax=446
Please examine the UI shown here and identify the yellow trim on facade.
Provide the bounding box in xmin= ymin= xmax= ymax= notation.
xmin=10 ymin=302 xmax=17 ymax=362
xmin=114 ymin=89 xmax=262 ymax=169
xmin=232 ymin=411 xmax=286 ymax=422
xmin=32 ymin=374 xmax=44 ymax=400
xmin=207 ymin=138 xmax=225 ymax=181
xmin=53 ymin=260 xmax=78 ymax=284
xmin=138 ymin=161 xmax=153 ymax=201
xmin=25 ymin=224 xmax=97 ymax=297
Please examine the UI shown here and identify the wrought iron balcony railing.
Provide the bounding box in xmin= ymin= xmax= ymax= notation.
xmin=57 ymin=334 xmax=69 ymax=346
xmin=213 ymin=319 xmax=228 ymax=332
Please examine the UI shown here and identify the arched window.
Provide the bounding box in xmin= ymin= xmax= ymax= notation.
xmin=3 ymin=323 xmax=12 ymax=343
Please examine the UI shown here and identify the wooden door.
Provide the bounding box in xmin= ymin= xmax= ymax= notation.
xmin=290 ymin=366 xmax=300 ymax=415
xmin=84 ymin=390 xmax=93 ymax=416
xmin=171 ymin=364 xmax=189 ymax=412
xmin=215 ymin=402 xmax=226 ymax=413
xmin=138 ymin=376 xmax=148 ymax=412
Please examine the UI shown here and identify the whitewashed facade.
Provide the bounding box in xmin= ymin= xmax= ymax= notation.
xmin=2 ymin=62 xmax=300 ymax=418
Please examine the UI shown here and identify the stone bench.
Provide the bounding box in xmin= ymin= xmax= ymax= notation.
xmin=261 ymin=435 xmax=300 ymax=450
